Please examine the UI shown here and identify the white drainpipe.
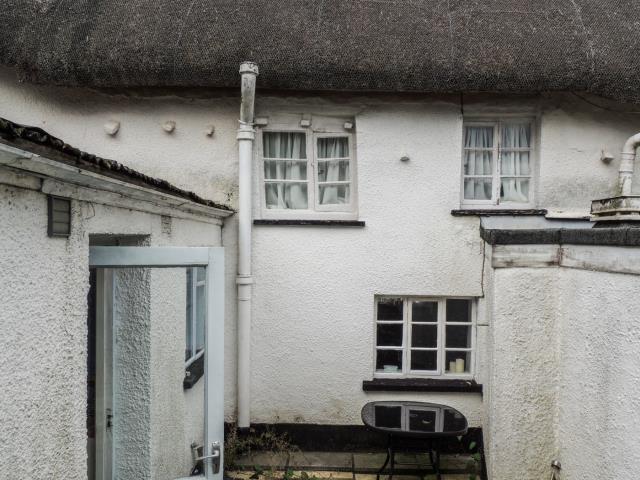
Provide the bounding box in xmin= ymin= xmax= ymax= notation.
xmin=618 ymin=132 xmax=640 ymax=195
xmin=236 ymin=62 xmax=258 ymax=429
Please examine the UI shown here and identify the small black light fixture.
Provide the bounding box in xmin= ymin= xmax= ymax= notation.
xmin=47 ymin=195 xmax=71 ymax=237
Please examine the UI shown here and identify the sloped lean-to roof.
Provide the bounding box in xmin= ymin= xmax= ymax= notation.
xmin=1 ymin=1 xmax=640 ymax=103
xmin=0 ymin=117 xmax=232 ymax=212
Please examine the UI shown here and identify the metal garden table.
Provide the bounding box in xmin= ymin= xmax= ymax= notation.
xmin=361 ymin=401 xmax=468 ymax=480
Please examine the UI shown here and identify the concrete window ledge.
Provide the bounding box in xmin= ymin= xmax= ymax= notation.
xmin=451 ymin=209 xmax=547 ymax=216
xmin=254 ymin=219 xmax=365 ymax=227
xmin=362 ymin=378 xmax=483 ymax=393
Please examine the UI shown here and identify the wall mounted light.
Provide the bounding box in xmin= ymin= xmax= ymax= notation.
xmin=47 ymin=195 xmax=71 ymax=237
xmin=104 ymin=120 xmax=120 ymax=136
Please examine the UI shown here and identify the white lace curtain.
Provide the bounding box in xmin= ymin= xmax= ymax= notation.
xmin=263 ymin=132 xmax=308 ymax=209
xmin=464 ymin=124 xmax=531 ymax=203
xmin=500 ymin=124 xmax=530 ymax=203
xmin=317 ymin=137 xmax=350 ymax=205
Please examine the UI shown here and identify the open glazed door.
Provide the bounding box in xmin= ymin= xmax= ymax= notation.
xmin=89 ymin=247 xmax=225 ymax=480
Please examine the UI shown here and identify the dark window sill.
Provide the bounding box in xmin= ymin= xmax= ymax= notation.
xmin=183 ymin=353 xmax=204 ymax=390
xmin=451 ymin=209 xmax=547 ymax=217
xmin=362 ymin=378 xmax=482 ymax=393
xmin=254 ymin=219 xmax=365 ymax=227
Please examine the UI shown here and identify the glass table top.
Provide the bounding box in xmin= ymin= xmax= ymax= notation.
xmin=361 ymin=401 xmax=468 ymax=438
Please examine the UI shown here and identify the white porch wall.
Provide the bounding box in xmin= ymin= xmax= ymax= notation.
xmin=0 ymin=181 xmax=220 ymax=480
xmin=557 ymin=268 xmax=640 ymax=480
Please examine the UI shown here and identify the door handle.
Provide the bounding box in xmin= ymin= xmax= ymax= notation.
xmin=196 ymin=441 xmax=221 ymax=474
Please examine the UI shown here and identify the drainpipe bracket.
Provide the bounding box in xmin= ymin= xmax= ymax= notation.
xmin=237 ymin=127 xmax=255 ymax=141
xmin=236 ymin=275 xmax=254 ymax=285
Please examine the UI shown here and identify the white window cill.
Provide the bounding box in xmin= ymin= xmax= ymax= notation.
xmin=257 ymin=123 xmax=358 ymax=220
xmin=374 ymin=297 xmax=475 ymax=378
xmin=461 ymin=119 xmax=536 ymax=209
xmin=185 ymin=266 xmax=206 ymax=367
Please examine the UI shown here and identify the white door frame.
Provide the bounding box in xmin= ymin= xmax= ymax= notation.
xmin=89 ymin=246 xmax=225 ymax=480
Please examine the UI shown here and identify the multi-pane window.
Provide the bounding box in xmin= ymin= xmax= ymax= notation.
xmin=375 ymin=297 xmax=474 ymax=376
xmin=185 ymin=267 xmax=205 ymax=365
xmin=462 ymin=120 xmax=534 ymax=206
xmin=261 ymin=131 xmax=355 ymax=213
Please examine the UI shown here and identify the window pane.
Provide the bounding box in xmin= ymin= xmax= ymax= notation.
xmin=500 ymin=151 xmax=530 ymax=176
xmin=318 ymin=185 xmax=350 ymax=205
xmin=464 ymin=178 xmax=493 ymax=200
xmin=265 ymin=183 xmax=308 ymax=209
xmin=464 ymin=150 xmax=493 ymax=175
xmin=446 ymin=325 xmax=471 ymax=348
xmin=411 ymin=324 xmax=437 ymax=348
xmin=374 ymin=405 xmax=402 ymax=429
xmin=408 ymin=409 xmax=436 ymax=432
xmin=500 ymin=178 xmax=529 ymax=203
xmin=377 ymin=298 xmax=403 ymax=320
xmin=263 ymin=132 xmax=306 ymax=159
xmin=317 ymin=137 xmax=349 ymax=158
xmin=412 ymin=301 xmax=437 ymax=323
xmin=443 ymin=408 xmax=467 ymax=431
xmin=186 ymin=269 xmax=193 ymax=361
xmin=464 ymin=126 xmax=493 ymax=149
xmin=446 ymin=299 xmax=471 ymax=323
xmin=377 ymin=324 xmax=403 ymax=347
xmin=318 ymin=159 xmax=350 ymax=181
xmin=195 ymin=284 xmax=206 ymax=352
xmin=445 ymin=351 xmax=471 ymax=374
xmin=376 ymin=350 xmax=402 ymax=372
xmin=501 ymin=124 xmax=531 ymax=149
xmin=196 ymin=266 xmax=205 ymax=282
xmin=264 ymin=160 xmax=307 ymax=180
xmin=410 ymin=350 xmax=437 ymax=371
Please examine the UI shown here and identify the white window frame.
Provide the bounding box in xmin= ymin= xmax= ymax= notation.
xmin=256 ymin=126 xmax=358 ymax=220
xmin=460 ymin=118 xmax=537 ymax=209
xmin=185 ymin=266 xmax=206 ymax=367
xmin=373 ymin=297 xmax=476 ymax=379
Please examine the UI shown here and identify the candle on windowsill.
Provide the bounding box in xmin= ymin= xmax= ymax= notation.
xmin=449 ymin=361 xmax=456 ymax=373
xmin=455 ymin=358 xmax=465 ymax=373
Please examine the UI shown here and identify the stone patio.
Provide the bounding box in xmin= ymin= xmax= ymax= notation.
xmin=228 ymin=450 xmax=481 ymax=480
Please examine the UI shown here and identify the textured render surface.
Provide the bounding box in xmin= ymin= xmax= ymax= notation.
xmin=5 ymin=69 xmax=640 ymax=478
xmin=0 ymin=179 xmax=220 ymax=480
xmin=113 ymin=267 xmax=151 ymax=480
xmin=557 ymin=268 xmax=640 ymax=480
xmin=486 ymin=267 xmax=560 ymax=480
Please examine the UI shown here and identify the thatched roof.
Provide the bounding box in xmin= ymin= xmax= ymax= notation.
xmin=2 ymin=1 xmax=640 ymax=102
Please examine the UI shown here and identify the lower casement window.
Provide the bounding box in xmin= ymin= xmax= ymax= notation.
xmin=374 ymin=297 xmax=475 ymax=377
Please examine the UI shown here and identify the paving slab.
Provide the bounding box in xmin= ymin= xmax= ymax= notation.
xmin=288 ymin=452 xmax=353 ymax=471
xmin=353 ymin=453 xmax=388 ymax=472
xmin=234 ymin=452 xmax=290 ymax=469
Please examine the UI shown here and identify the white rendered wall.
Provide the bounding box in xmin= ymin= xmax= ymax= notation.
xmin=0 ymin=178 xmax=220 ymax=480
xmin=556 ymin=268 xmax=640 ymax=480
xmin=5 ymin=66 xmax=640 ymax=478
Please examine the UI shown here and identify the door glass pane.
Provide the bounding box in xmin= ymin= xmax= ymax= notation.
xmin=377 ymin=324 xmax=403 ymax=347
xmin=376 ymin=350 xmax=402 ymax=372
xmin=445 ymin=351 xmax=471 ymax=374
xmin=377 ymin=298 xmax=403 ymax=321
xmin=446 ymin=299 xmax=471 ymax=323
xmin=410 ymin=350 xmax=437 ymax=371
xmin=110 ymin=267 xmax=206 ymax=479
xmin=196 ymin=284 xmax=206 ymax=353
xmin=186 ymin=268 xmax=193 ymax=361
xmin=411 ymin=324 xmax=437 ymax=348
xmin=412 ymin=301 xmax=437 ymax=323
xmin=446 ymin=325 xmax=471 ymax=349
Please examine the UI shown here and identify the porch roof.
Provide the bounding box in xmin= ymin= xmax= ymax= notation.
xmin=0 ymin=117 xmax=232 ymax=214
